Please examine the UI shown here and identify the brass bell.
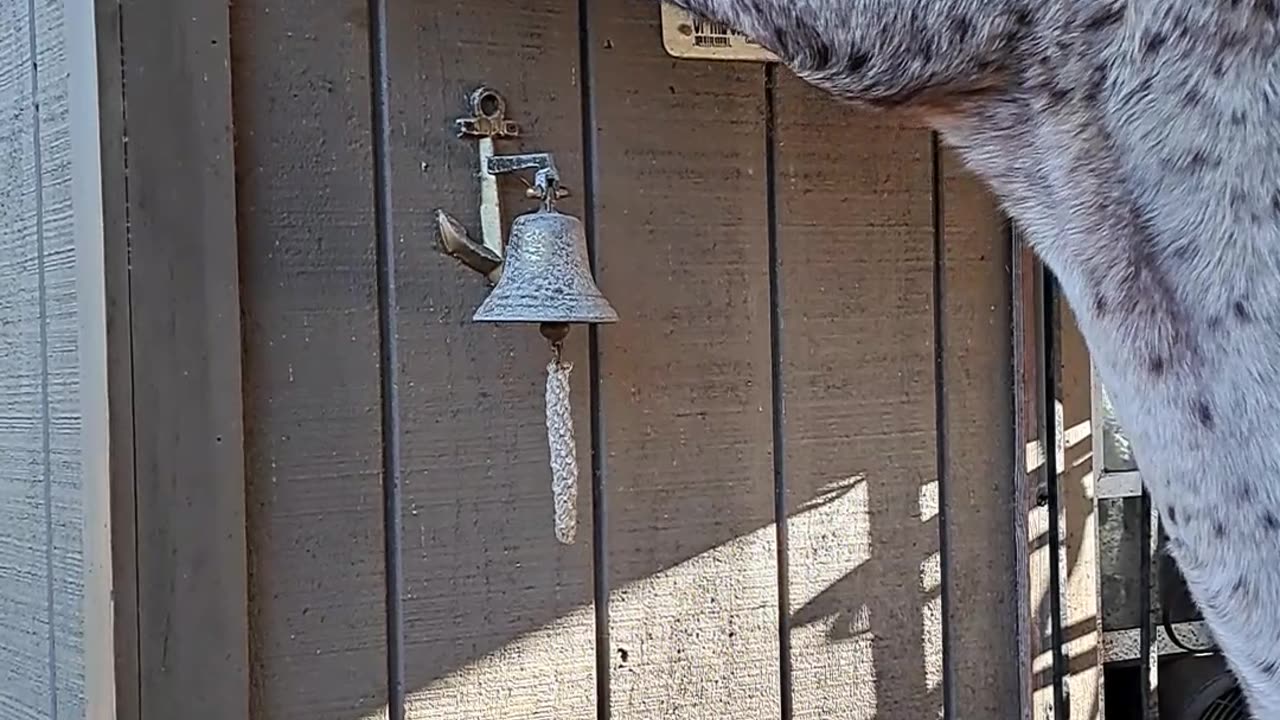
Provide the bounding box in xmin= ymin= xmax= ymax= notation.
xmin=473 ymin=208 xmax=618 ymax=325
xmin=435 ymin=139 xmax=617 ymax=326
xmin=467 ymin=150 xmax=617 ymax=326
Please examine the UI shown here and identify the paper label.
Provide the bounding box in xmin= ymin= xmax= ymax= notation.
xmin=659 ymin=3 xmax=779 ymax=62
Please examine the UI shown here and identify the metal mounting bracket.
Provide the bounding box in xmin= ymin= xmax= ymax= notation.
xmin=435 ymin=87 xmax=571 ymax=285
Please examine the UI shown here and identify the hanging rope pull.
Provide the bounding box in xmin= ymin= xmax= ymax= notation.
xmin=541 ymin=323 xmax=578 ymax=545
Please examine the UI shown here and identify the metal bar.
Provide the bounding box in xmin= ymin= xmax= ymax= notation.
xmin=930 ymin=131 xmax=958 ymax=720
xmin=577 ymin=1 xmax=611 ymax=716
xmin=1041 ymin=267 xmax=1070 ymax=720
xmin=366 ymin=0 xmax=405 ymax=717
xmin=763 ymin=62 xmax=794 ymax=720
xmin=1139 ymin=491 xmax=1161 ymax=718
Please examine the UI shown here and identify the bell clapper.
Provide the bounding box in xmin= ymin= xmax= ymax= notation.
xmin=540 ymin=321 xmax=571 ymax=348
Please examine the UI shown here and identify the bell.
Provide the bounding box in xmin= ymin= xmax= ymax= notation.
xmin=473 ymin=208 xmax=618 ymax=324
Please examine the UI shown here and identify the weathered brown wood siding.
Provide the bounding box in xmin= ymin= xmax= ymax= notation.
xmin=231 ymin=2 xmax=1033 ymax=718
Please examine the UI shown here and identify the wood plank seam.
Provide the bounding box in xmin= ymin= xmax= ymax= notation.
xmin=25 ymin=0 xmax=59 ymax=712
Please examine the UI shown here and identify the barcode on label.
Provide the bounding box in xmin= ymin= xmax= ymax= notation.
xmin=691 ymin=18 xmax=760 ymax=48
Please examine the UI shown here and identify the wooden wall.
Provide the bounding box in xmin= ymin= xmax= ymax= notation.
xmin=0 ymin=0 xmax=86 ymax=716
xmin=230 ymin=1 xmax=1027 ymax=718
xmin=0 ymin=0 xmax=249 ymax=718
xmin=0 ymin=1 xmax=1116 ymax=718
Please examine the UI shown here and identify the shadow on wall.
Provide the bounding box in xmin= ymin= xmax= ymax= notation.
xmin=403 ymin=467 xmax=945 ymax=718
xmin=1030 ymin=393 xmax=1104 ymax=720
xmin=260 ymin=462 xmax=1097 ymax=720
xmin=395 ymin=461 xmax=1098 ymax=719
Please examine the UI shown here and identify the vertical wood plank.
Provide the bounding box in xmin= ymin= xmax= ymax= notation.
xmin=936 ymin=147 xmax=1021 ymax=715
xmin=0 ymin=0 xmax=50 ymax=715
xmin=1009 ymin=239 xmax=1041 ymax=720
xmin=386 ymin=3 xmax=597 ymax=718
xmin=773 ymin=75 xmax=941 ymax=720
xmin=591 ymin=3 xmax=780 ymax=717
xmin=233 ymin=2 xmax=387 ymax=719
xmin=1058 ymin=302 xmax=1103 ymax=720
xmin=121 ymin=0 xmax=248 ymax=717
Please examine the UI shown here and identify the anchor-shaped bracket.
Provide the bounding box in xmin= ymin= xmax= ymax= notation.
xmin=436 ymin=86 xmax=569 ymax=285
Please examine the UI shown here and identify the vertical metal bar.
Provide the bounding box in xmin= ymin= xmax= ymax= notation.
xmin=763 ymin=62 xmax=794 ymax=720
xmin=577 ymin=2 xmax=611 ymax=717
xmin=930 ymin=132 xmax=957 ymax=720
xmin=1139 ymin=489 xmax=1151 ymax=718
xmin=1088 ymin=367 xmax=1111 ymax=720
xmin=1041 ymin=267 xmax=1069 ymax=720
xmin=1139 ymin=488 xmax=1158 ymax=719
xmin=366 ymin=0 xmax=405 ymax=717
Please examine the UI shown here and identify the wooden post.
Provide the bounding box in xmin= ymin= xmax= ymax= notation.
xmin=98 ymin=0 xmax=250 ymax=717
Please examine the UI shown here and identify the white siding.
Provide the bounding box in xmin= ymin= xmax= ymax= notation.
xmin=0 ymin=0 xmax=82 ymax=716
